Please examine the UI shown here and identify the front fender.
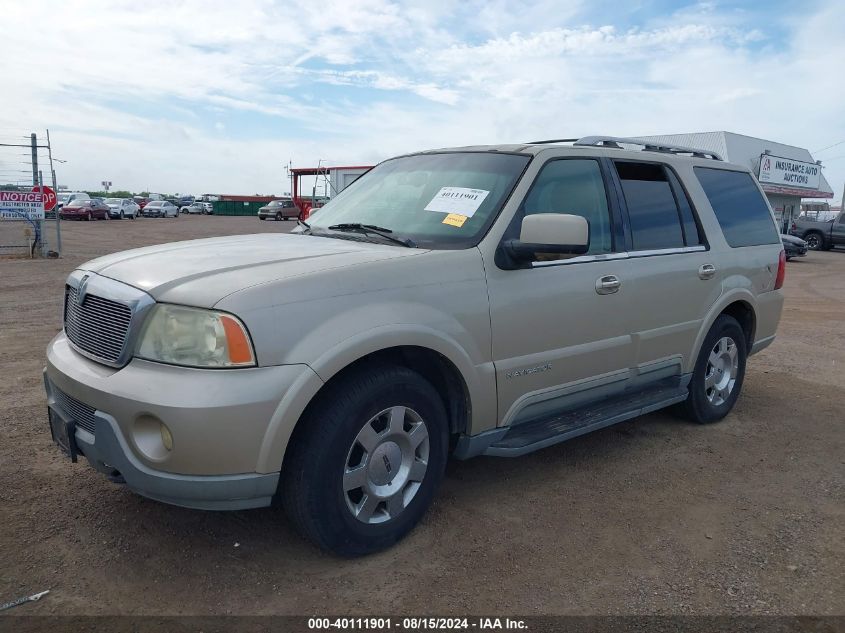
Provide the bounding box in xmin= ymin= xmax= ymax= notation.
xmin=254 ymin=323 xmax=496 ymax=474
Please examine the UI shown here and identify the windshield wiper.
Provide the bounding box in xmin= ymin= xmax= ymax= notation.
xmin=327 ymin=223 xmax=416 ymax=248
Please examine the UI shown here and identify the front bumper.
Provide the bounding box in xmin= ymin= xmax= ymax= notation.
xmin=44 ymin=332 xmax=318 ymax=510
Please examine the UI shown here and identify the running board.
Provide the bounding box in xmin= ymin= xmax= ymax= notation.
xmin=483 ymin=383 xmax=688 ymax=457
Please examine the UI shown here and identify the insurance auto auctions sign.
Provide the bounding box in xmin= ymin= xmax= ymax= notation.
xmin=0 ymin=191 xmax=45 ymax=220
xmin=758 ymin=154 xmax=821 ymax=190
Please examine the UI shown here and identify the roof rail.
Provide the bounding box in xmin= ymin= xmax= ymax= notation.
xmin=526 ymin=138 xmax=579 ymax=145
xmin=572 ymin=135 xmax=723 ymax=161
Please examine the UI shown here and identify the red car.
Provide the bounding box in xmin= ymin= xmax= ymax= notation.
xmin=60 ymin=198 xmax=111 ymax=221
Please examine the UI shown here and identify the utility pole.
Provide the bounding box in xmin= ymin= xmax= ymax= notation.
xmin=47 ymin=129 xmax=61 ymax=255
xmin=31 ymin=134 xmax=44 ymax=254
xmin=30 ymin=133 xmax=38 ymax=186
xmin=38 ymin=170 xmax=49 ymax=256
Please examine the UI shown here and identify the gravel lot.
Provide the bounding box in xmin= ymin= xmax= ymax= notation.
xmin=1 ymin=215 xmax=843 ymax=615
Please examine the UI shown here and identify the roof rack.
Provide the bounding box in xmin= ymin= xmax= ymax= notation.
xmin=528 ymin=135 xmax=723 ymax=161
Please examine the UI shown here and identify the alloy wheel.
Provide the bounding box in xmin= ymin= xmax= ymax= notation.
xmin=704 ymin=336 xmax=739 ymax=406
xmin=343 ymin=406 xmax=430 ymax=524
xmin=805 ymin=234 xmax=822 ymax=250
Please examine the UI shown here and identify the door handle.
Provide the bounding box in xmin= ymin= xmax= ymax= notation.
xmin=595 ymin=275 xmax=621 ymax=295
xmin=698 ymin=264 xmax=716 ymax=280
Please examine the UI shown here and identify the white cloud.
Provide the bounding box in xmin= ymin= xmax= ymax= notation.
xmin=0 ymin=0 xmax=842 ymax=202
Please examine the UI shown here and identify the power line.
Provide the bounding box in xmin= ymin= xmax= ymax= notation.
xmin=813 ymin=139 xmax=845 ymax=154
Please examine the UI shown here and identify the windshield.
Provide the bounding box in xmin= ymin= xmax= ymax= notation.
xmin=267 ymin=200 xmax=284 ymax=207
xmin=105 ymin=198 xmax=122 ymax=204
xmin=307 ymin=152 xmax=530 ymax=249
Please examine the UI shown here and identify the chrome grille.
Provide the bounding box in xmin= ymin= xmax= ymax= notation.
xmin=52 ymin=386 xmax=97 ymax=435
xmin=64 ymin=285 xmax=133 ymax=364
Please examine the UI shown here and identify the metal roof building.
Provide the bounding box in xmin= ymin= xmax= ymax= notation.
xmin=637 ymin=131 xmax=833 ymax=232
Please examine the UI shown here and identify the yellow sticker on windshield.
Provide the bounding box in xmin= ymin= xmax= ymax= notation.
xmin=442 ymin=213 xmax=468 ymax=227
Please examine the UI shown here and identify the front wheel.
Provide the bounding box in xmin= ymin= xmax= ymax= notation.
xmin=282 ymin=364 xmax=448 ymax=556
xmin=681 ymin=315 xmax=747 ymax=424
xmin=275 ymin=212 xmax=283 ymax=221
xmin=804 ymin=232 xmax=824 ymax=250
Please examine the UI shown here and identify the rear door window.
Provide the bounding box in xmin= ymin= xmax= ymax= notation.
xmin=614 ymin=162 xmax=691 ymax=251
xmin=694 ymin=167 xmax=779 ymax=247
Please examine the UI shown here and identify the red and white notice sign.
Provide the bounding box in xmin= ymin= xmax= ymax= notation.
xmin=0 ymin=191 xmax=45 ymax=220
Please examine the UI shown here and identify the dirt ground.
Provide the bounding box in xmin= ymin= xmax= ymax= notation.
xmin=1 ymin=215 xmax=842 ymax=616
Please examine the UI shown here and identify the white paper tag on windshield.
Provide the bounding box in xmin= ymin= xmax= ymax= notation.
xmin=424 ymin=187 xmax=490 ymax=218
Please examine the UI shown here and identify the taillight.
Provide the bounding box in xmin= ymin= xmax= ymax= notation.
xmin=774 ymin=249 xmax=786 ymax=290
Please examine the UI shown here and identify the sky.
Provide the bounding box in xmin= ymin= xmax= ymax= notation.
xmin=1 ymin=0 xmax=843 ymax=203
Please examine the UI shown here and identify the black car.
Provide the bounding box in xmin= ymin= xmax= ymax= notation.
xmin=781 ymin=234 xmax=808 ymax=260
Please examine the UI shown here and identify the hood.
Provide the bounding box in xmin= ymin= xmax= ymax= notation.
xmin=79 ymin=233 xmax=426 ymax=307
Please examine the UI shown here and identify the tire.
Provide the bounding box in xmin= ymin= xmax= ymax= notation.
xmin=282 ymin=364 xmax=449 ymax=556
xmin=804 ymin=232 xmax=824 ymax=251
xmin=681 ymin=315 xmax=747 ymax=424
xmin=120 ymin=211 xmax=125 ymax=219
xmin=259 ymin=216 xmax=265 ymax=221
xmin=276 ymin=212 xmax=283 ymax=221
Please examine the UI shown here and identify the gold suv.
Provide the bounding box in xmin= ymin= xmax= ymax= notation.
xmin=45 ymin=136 xmax=785 ymax=556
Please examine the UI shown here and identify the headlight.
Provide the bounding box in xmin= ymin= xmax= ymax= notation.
xmin=136 ymin=304 xmax=256 ymax=368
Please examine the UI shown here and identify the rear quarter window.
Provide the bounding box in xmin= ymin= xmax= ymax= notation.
xmin=694 ymin=167 xmax=779 ymax=247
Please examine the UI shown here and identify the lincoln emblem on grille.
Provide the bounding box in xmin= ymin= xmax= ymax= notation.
xmin=77 ymin=275 xmax=90 ymax=305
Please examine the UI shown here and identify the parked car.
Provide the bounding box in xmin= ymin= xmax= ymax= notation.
xmin=56 ymin=192 xmax=91 ymax=210
xmin=178 ymin=196 xmax=195 ymax=208
xmin=59 ymin=198 xmax=110 ymax=221
xmin=105 ymin=198 xmax=140 ymax=220
xmin=180 ymin=202 xmax=209 ymax=215
xmin=142 ymin=200 xmax=179 ymax=218
xmin=52 ymin=192 xmax=91 ymax=218
xmin=789 ymin=210 xmax=845 ymax=250
xmin=781 ymin=234 xmax=808 ymax=260
xmin=44 ymin=136 xmax=785 ymax=556
xmin=258 ymin=199 xmax=298 ymax=220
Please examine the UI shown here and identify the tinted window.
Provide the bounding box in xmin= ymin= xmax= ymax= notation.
xmin=615 ymin=162 xmax=685 ymax=251
xmin=666 ymin=169 xmax=704 ymax=246
xmin=521 ymin=159 xmax=613 ymax=255
xmin=694 ymin=167 xmax=779 ymax=247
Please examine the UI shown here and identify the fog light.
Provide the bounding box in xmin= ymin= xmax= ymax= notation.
xmin=160 ymin=423 xmax=173 ymax=451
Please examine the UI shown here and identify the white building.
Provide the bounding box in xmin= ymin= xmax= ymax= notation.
xmin=638 ymin=132 xmax=834 ymax=232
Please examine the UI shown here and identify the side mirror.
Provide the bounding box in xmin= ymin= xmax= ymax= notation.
xmin=501 ymin=213 xmax=589 ymax=267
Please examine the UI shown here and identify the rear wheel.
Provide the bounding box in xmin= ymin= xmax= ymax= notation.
xmin=282 ymin=364 xmax=448 ymax=556
xmin=681 ymin=315 xmax=747 ymax=424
